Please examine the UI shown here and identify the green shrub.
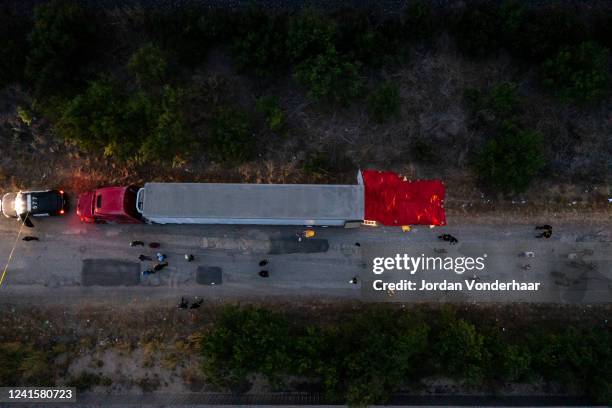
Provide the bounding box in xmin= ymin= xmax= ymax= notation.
xmin=208 ymin=107 xmax=254 ymax=163
xmin=201 ymin=306 xmax=292 ymax=387
xmin=436 ymin=318 xmax=486 ymax=385
xmin=294 ymin=48 xmax=362 ymax=102
xmin=0 ymin=7 xmax=30 ymax=88
xmin=541 ymin=41 xmax=610 ymax=104
xmin=473 ymin=125 xmax=544 ymax=194
xmin=55 ymin=79 xmax=189 ymax=162
xmin=256 ymin=96 xmax=284 ymax=132
xmin=26 ymin=0 xmax=96 ymax=97
xmin=0 ymin=342 xmax=53 ymax=386
xmin=128 ymin=44 xmax=168 ymax=87
xmin=138 ymin=86 xmax=191 ymax=162
xmin=367 ymin=82 xmax=401 ymax=123
xmin=330 ymin=309 xmax=428 ymax=405
xmin=465 ymin=82 xmax=520 ymax=125
xmin=232 ymin=10 xmax=288 ymax=76
xmin=198 ymin=306 xmax=611 ymax=405
xmin=452 ymin=3 xmax=503 ymax=58
xmin=287 ymin=9 xmax=336 ymax=63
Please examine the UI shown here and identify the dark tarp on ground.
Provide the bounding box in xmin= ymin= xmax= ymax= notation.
xmin=362 ymin=170 xmax=446 ymax=226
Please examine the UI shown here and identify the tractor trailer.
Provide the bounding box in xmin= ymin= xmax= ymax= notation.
xmin=76 ymin=171 xmax=446 ymax=227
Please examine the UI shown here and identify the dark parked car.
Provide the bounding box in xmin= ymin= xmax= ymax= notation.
xmin=1 ymin=190 xmax=67 ymax=219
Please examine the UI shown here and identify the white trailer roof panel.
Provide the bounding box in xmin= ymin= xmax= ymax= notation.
xmin=140 ymin=183 xmax=364 ymax=225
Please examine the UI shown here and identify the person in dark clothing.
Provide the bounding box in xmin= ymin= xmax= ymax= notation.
xmin=536 ymin=230 xmax=552 ymax=238
xmin=185 ymin=254 xmax=195 ymax=262
xmin=438 ymin=234 xmax=458 ymax=244
xmin=153 ymin=262 xmax=168 ymax=272
xmin=178 ymin=297 xmax=188 ymax=309
xmin=138 ymin=254 xmax=152 ymax=261
xmin=259 ymin=270 xmax=269 ymax=278
xmin=190 ymin=298 xmax=203 ymax=309
xmin=130 ymin=240 xmax=145 ymax=247
xmin=141 ymin=269 xmax=155 ymax=276
xmin=259 ymin=259 xmax=269 ymax=267
xmin=535 ymin=224 xmax=552 ymax=238
xmin=22 ymin=236 xmax=39 ymax=241
xmin=355 ymin=242 xmax=361 ymax=247
xmin=149 ymin=242 xmax=160 ymax=248
xmin=349 ymin=276 xmax=358 ymax=284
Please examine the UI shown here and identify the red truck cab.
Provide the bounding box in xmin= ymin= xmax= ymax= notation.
xmin=77 ymin=185 xmax=143 ymax=223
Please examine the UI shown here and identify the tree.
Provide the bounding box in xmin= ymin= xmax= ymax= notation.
xmin=294 ymin=48 xmax=362 ymax=102
xmin=473 ymin=125 xmax=544 ymax=194
xmin=55 ymin=79 xmax=190 ymax=162
xmin=287 ymin=9 xmax=336 ymax=63
xmin=26 ymin=0 xmax=96 ymax=97
xmin=201 ymin=306 xmax=293 ymax=387
xmin=128 ymin=44 xmax=168 ymax=87
xmin=436 ymin=318 xmax=486 ymax=385
xmin=256 ymin=96 xmax=285 ymax=132
xmin=208 ymin=107 xmax=254 ymax=163
xmin=541 ymin=41 xmax=610 ymax=104
xmin=232 ymin=11 xmax=288 ymax=76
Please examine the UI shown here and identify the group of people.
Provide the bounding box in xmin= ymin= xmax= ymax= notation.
xmin=178 ymin=296 xmax=203 ymax=310
xmin=437 ymin=224 xmax=553 ymax=245
xmin=131 ymin=240 xmax=195 ymax=277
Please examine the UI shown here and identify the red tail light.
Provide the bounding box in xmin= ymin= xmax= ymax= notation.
xmin=59 ymin=190 xmax=64 ymax=195
xmin=59 ymin=209 xmax=65 ymax=214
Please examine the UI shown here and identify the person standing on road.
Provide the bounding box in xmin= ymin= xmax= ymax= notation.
xmin=130 ymin=240 xmax=145 ymax=247
xmin=259 ymin=259 xmax=269 ymax=267
xmin=259 ymin=270 xmax=269 ymax=278
xmin=185 ymin=254 xmax=195 ymax=262
xmin=156 ymin=253 xmax=167 ymax=262
xmin=22 ymin=236 xmax=39 ymax=241
xmin=349 ymin=276 xmax=358 ymax=284
xmin=178 ymin=297 xmax=188 ymax=309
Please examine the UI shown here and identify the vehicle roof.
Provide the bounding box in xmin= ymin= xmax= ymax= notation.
xmin=95 ymin=186 xmax=129 ymax=215
xmin=28 ymin=190 xmax=63 ymax=213
xmin=140 ymin=183 xmax=365 ymax=222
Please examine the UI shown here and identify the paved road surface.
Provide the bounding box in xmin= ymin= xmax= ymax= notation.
xmin=0 ymin=212 xmax=610 ymax=305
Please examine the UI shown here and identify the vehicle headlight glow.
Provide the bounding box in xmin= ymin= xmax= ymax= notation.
xmin=14 ymin=195 xmax=26 ymax=215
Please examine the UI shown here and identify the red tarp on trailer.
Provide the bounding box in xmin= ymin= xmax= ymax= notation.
xmin=362 ymin=170 xmax=446 ymax=226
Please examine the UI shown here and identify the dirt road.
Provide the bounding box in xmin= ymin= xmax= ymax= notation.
xmin=0 ymin=212 xmax=610 ymax=305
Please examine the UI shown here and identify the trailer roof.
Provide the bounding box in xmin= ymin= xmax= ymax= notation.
xmin=140 ymin=183 xmax=364 ymax=223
